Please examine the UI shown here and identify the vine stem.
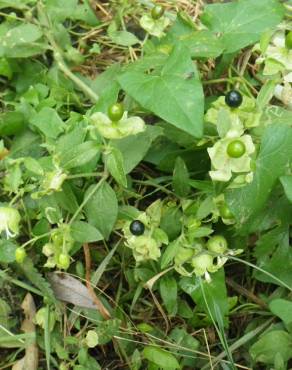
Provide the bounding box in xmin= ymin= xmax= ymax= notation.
xmin=83 ymin=243 xmax=111 ymax=320
xmin=37 ymin=2 xmax=99 ymax=103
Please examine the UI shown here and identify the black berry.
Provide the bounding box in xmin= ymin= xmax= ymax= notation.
xmin=130 ymin=220 xmax=145 ymax=236
xmin=225 ymin=90 xmax=243 ymax=108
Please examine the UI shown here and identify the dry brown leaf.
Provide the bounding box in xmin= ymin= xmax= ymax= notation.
xmin=48 ymin=272 xmax=97 ymax=309
xmin=12 ymin=293 xmax=38 ymax=370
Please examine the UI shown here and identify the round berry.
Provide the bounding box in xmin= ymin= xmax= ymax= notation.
xmin=15 ymin=248 xmax=26 ymax=264
xmin=58 ymin=253 xmax=70 ymax=270
xmin=207 ymin=235 xmax=228 ymax=254
xmin=227 ymin=140 xmax=246 ymax=158
xmin=129 ymin=220 xmax=145 ymax=236
xmin=219 ymin=203 xmax=234 ymax=219
xmin=225 ymin=90 xmax=243 ymax=108
xmin=108 ymin=103 xmax=124 ymax=121
xmin=285 ymin=31 xmax=292 ymax=50
xmin=151 ymin=5 xmax=165 ymax=20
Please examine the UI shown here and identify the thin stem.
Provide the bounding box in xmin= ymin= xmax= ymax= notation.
xmin=37 ymin=2 xmax=99 ymax=103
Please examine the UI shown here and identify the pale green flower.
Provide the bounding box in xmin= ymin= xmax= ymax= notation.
xmin=0 ymin=206 xmax=20 ymax=238
xmin=205 ymin=96 xmax=262 ymax=129
xmin=274 ymin=83 xmax=292 ymax=109
xmin=208 ymin=135 xmax=255 ymax=182
xmin=90 ymin=111 xmax=145 ymax=140
xmin=122 ymin=201 xmax=167 ymax=263
xmin=43 ymin=169 xmax=67 ymax=192
xmin=140 ymin=14 xmax=170 ymax=38
xmin=256 ymin=30 xmax=292 ymax=75
xmin=128 ymin=235 xmax=161 ymax=262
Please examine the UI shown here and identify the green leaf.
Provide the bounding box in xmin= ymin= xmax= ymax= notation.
xmin=71 ymin=221 xmax=103 ymax=243
xmin=226 ymin=124 xmax=292 ymax=233
xmin=280 ymin=175 xmax=292 ymax=203
xmin=143 ymin=346 xmax=180 ymax=369
xmin=0 ymin=240 xmax=17 ymax=263
xmin=164 ymin=16 xmax=224 ymax=58
xmin=29 ymin=107 xmax=65 ymax=139
xmin=269 ymin=299 xmax=292 ymax=332
xmin=253 ymin=226 xmax=292 ymax=288
xmin=55 ymin=182 xmax=79 ymax=214
xmin=172 ymin=157 xmax=190 ymax=197
xmin=20 ymin=258 xmax=57 ymax=304
xmin=159 ymin=276 xmax=177 ymax=316
xmin=250 ymin=330 xmax=292 ymax=365
xmin=108 ymin=29 xmax=139 ymax=46
xmin=84 ymin=182 xmax=118 ymax=240
xmin=0 ymin=57 xmax=12 ymax=79
xmin=0 ymin=23 xmax=45 ymax=58
xmin=256 ymin=80 xmax=277 ymax=110
xmin=180 ymin=269 xmax=229 ymax=319
xmin=0 ymin=111 xmax=26 ymax=136
xmin=72 ymin=3 xmax=99 ymax=26
xmin=23 ymin=157 xmax=44 ymax=176
xmin=111 ymin=126 xmax=163 ymax=173
xmin=60 ymin=141 xmax=100 ymax=170
xmin=118 ymin=44 xmax=204 ymax=138
xmin=169 ymin=327 xmax=199 ymax=359
xmin=201 ymin=0 xmax=284 ymax=53
xmin=104 ymin=147 xmax=127 ymax=187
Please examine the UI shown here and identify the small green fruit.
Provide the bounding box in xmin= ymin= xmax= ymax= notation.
xmin=151 ymin=5 xmax=165 ymax=20
xmin=207 ymin=235 xmax=228 ymax=254
xmin=58 ymin=253 xmax=70 ymax=270
xmin=15 ymin=248 xmax=26 ymax=263
xmin=227 ymin=140 xmax=246 ymax=158
xmin=219 ymin=204 xmax=234 ymax=219
xmin=108 ymin=103 xmax=124 ymax=121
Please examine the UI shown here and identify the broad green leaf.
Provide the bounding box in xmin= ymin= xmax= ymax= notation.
xmin=161 ymin=240 xmax=180 ymax=269
xmin=71 ymin=221 xmax=103 ymax=243
xmin=60 ymin=141 xmax=100 ymax=170
xmin=72 ymin=3 xmax=100 ymax=26
xmin=159 ymin=276 xmax=177 ymax=316
xmin=23 ymin=157 xmax=44 ymax=176
xmin=56 ymin=124 xmax=86 ymax=153
xmin=160 ymin=207 xmax=182 ymax=242
xmin=201 ymin=0 xmax=284 ymax=53
xmin=226 ymin=124 xmax=292 ymax=233
xmin=30 ymin=107 xmax=64 ymax=139
xmin=172 ymin=157 xmax=190 ymax=197
xmin=111 ymin=126 xmax=163 ymax=173
xmin=55 ymin=183 xmax=79 ymax=214
xmin=253 ymin=226 xmax=292 ymax=288
xmin=163 ymin=16 xmax=224 ymax=58
xmin=250 ymin=330 xmax=292 ymax=365
xmin=180 ymin=269 xmax=229 ymax=319
xmin=280 ymin=176 xmax=292 ymax=203
xmin=269 ymin=299 xmax=292 ymax=331
xmin=104 ymin=147 xmax=127 ymax=187
xmin=0 ymin=240 xmax=17 ymax=263
xmin=118 ymin=44 xmax=204 ymax=138
xmin=0 ymin=57 xmax=12 ymax=79
xmin=0 ymin=111 xmax=26 ymax=136
xmin=169 ymin=328 xmax=199 ymax=361
xmin=256 ymin=80 xmax=277 ymax=110
xmin=108 ymin=29 xmax=139 ymax=46
xmin=84 ymin=182 xmax=118 ymax=240
xmin=0 ymin=23 xmax=45 ymax=58
xmin=143 ymin=346 xmax=180 ymax=369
